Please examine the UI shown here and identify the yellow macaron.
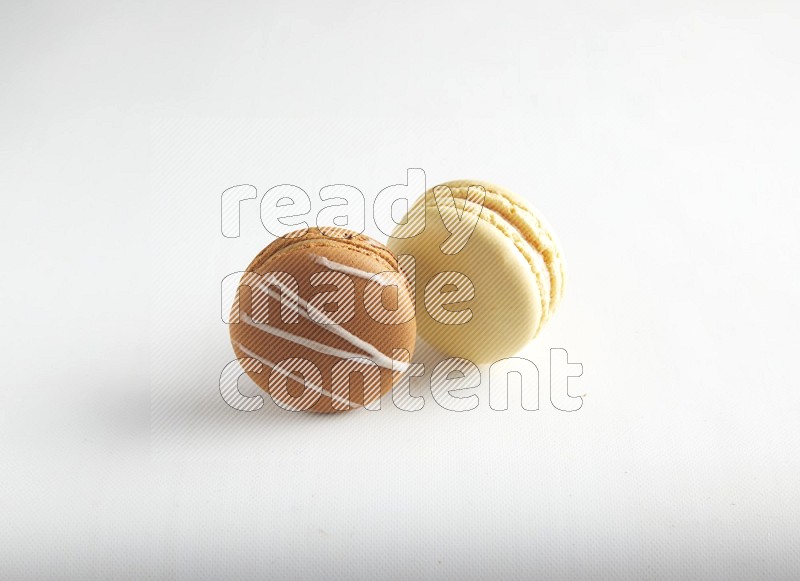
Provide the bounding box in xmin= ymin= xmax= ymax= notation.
xmin=388 ymin=180 xmax=565 ymax=363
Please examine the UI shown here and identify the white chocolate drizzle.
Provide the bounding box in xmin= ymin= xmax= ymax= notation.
xmin=242 ymin=275 xmax=409 ymax=373
xmin=236 ymin=342 xmax=358 ymax=410
xmin=315 ymin=256 xmax=397 ymax=286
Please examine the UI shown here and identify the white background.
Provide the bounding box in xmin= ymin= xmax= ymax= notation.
xmin=2 ymin=1 xmax=799 ymax=579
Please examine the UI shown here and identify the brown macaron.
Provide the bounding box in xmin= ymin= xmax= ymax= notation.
xmin=229 ymin=227 xmax=416 ymax=413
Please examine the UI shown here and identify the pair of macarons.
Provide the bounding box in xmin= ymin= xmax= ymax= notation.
xmin=229 ymin=180 xmax=565 ymax=413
